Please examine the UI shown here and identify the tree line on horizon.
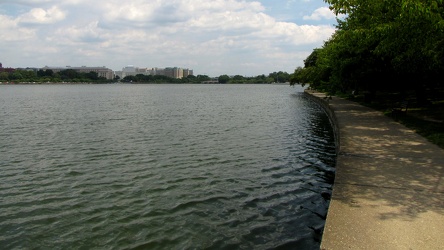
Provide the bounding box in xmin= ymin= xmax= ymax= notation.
xmin=1 ymin=68 xmax=292 ymax=84
xmin=291 ymin=0 xmax=444 ymax=102
xmin=115 ymin=71 xmax=291 ymax=84
xmin=0 ymin=69 xmax=109 ymax=83
xmin=121 ymin=71 xmax=291 ymax=84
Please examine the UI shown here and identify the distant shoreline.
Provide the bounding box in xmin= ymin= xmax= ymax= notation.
xmin=0 ymin=82 xmax=278 ymax=85
xmin=0 ymin=82 xmax=97 ymax=85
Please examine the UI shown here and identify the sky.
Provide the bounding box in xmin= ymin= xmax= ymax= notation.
xmin=0 ymin=0 xmax=340 ymax=76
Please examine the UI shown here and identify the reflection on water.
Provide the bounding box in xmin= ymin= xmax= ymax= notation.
xmin=0 ymin=84 xmax=336 ymax=249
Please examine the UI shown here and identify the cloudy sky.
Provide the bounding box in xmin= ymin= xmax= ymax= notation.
xmin=0 ymin=0 xmax=339 ymax=76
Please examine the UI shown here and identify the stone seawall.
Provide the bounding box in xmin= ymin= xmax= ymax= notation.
xmin=304 ymin=90 xmax=340 ymax=155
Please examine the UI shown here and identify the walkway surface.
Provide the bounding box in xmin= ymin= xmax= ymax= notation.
xmin=305 ymin=91 xmax=444 ymax=250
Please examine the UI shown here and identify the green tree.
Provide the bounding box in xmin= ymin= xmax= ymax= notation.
xmin=122 ymin=75 xmax=137 ymax=82
xmin=231 ymin=75 xmax=245 ymax=83
xmin=10 ymin=71 xmax=24 ymax=80
xmin=181 ymin=75 xmax=197 ymax=83
xmin=196 ymin=75 xmax=211 ymax=82
xmin=218 ymin=74 xmax=230 ymax=83
xmin=297 ymin=0 xmax=444 ymax=98
xmin=252 ymin=74 xmax=269 ymax=83
xmin=268 ymin=71 xmax=290 ymax=83
xmin=37 ymin=69 xmax=53 ymax=77
xmin=0 ymin=72 xmax=9 ymax=81
xmin=85 ymin=71 xmax=99 ymax=80
xmin=60 ymin=69 xmax=80 ymax=80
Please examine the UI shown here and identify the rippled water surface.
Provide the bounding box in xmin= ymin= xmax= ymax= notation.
xmin=0 ymin=84 xmax=336 ymax=249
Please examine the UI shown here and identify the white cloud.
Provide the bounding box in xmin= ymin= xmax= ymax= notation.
xmin=303 ymin=6 xmax=336 ymax=21
xmin=18 ymin=6 xmax=66 ymax=24
xmin=100 ymin=0 xmax=265 ymax=29
xmin=56 ymin=22 xmax=106 ymax=43
xmin=0 ymin=0 xmax=338 ymax=76
xmin=0 ymin=15 xmax=35 ymax=41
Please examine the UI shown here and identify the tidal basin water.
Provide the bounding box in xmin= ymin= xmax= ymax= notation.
xmin=0 ymin=84 xmax=336 ymax=249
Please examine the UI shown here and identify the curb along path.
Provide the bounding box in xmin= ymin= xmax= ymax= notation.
xmin=305 ymin=90 xmax=444 ymax=250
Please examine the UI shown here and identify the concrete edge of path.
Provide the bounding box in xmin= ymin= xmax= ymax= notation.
xmin=304 ymin=90 xmax=444 ymax=250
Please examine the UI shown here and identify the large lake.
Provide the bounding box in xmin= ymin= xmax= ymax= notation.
xmin=0 ymin=84 xmax=336 ymax=249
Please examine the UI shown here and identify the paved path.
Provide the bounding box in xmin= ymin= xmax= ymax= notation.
xmin=305 ymin=91 xmax=444 ymax=250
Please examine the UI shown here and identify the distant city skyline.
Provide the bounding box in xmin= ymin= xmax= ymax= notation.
xmin=116 ymin=65 xmax=194 ymax=79
xmin=0 ymin=0 xmax=341 ymax=76
xmin=1 ymin=62 xmax=295 ymax=78
xmin=1 ymin=63 xmax=195 ymax=80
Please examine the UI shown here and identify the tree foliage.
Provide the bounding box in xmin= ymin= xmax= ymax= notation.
xmin=218 ymin=75 xmax=230 ymax=83
xmin=121 ymin=74 xmax=213 ymax=83
xmin=2 ymin=69 xmax=293 ymax=85
xmin=122 ymin=72 xmax=291 ymax=84
xmin=216 ymin=72 xmax=291 ymax=84
xmin=0 ymin=69 xmax=109 ymax=83
xmin=293 ymin=0 xmax=444 ymax=99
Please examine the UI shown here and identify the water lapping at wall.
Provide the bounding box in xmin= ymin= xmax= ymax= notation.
xmin=0 ymin=84 xmax=336 ymax=249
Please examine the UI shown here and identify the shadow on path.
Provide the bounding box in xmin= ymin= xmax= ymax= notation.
xmin=306 ymin=91 xmax=444 ymax=249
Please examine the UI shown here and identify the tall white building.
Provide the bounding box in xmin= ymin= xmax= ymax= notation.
xmin=122 ymin=65 xmax=136 ymax=73
xmin=117 ymin=65 xmax=194 ymax=79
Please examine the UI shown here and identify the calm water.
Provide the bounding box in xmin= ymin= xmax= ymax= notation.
xmin=0 ymin=84 xmax=336 ymax=249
